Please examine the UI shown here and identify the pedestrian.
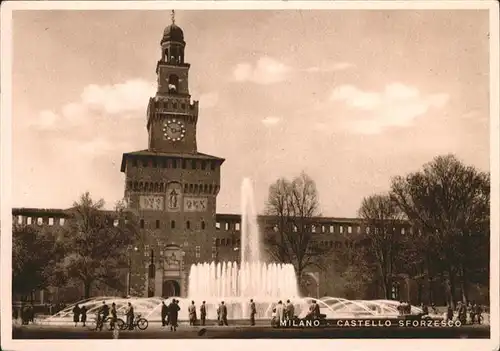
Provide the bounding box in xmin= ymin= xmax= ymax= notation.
xmin=397 ymin=301 xmax=403 ymax=316
xmin=475 ymin=303 xmax=483 ymax=324
xmin=80 ymin=306 xmax=87 ymax=327
xmin=97 ymin=301 xmax=109 ymax=331
xmin=420 ymin=303 xmax=429 ymax=316
xmin=13 ymin=306 xmax=19 ymax=324
xmin=275 ymin=300 xmax=285 ymax=324
xmin=73 ymin=304 xmax=81 ymax=327
xmin=430 ymin=303 xmax=438 ymax=315
xmin=21 ymin=304 xmax=29 ymax=325
xmin=467 ymin=302 xmax=473 ymax=324
xmin=126 ymin=302 xmax=134 ymax=330
xmin=403 ymin=301 xmax=410 ymax=315
xmin=285 ymin=300 xmax=295 ymax=321
xmin=249 ymin=299 xmax=256 ymax=326
xmin=110 ymin=302 xmax=118 ymax=330
xmin=457 ymin=301 xmax=467 ymax=324
xmin=217 ymin=303 xmax=221 ymax=325
xmin=219 ymin=301 xmax=228 ymax=326
xmin=310 ymin=300 xmax=320 ymax=319
xmin=169 ymin=299 xmax=180 ymax=331
xmin=188 ymin=301 xmax=197 ymax=326
xmin=200 ymin=301 xmax=207 ymax=326
xmin=446 ymin=303 xmax=453 ymax=321
xmin=28 ymin=304 xmax=35 ymax=324
xmin=161 ymin=301 xmax=168 ymax=327
xmin=271 ymin=307 xmax=278 ymax=327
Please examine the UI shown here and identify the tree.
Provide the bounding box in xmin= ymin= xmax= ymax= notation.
xmin=56 ymin=192 xmax=140 ymax=298
xmin=265 ymin=172 xmax=332 ymax=291
xmin=390 ymin=154 xmax=490 ymax=306
xmin=12 ymin=224 xmax=64 ymax=302
xmin=358 ymin=194 xmax=405 ymax=299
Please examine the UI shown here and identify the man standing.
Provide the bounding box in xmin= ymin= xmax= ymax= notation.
xmin=110 ymin=303 xmax=118 ymax=331
xmin=200 ymin=301 xmax=207 ymax=326
xmin=161 ymin=301 xmax=168 ymax=327
xmin=169 ymin=299 xmax=180 ymax=331
xmin=249 ymin=299 xmax=256 ymax=326
xmin=285 ymin=300 xmax=295 ymax=321
xmin=457 ymin=301 xmax=467 ymax=324
xmin=474 ymin=303 xmax=483 ymax=324
xmin=80 ymin=306 xmax=87 ymax=327
xmin=188 ymin=301 xmax=197 ymax=326
xmin=219 ymin=301 xmax=228 ymax=326
xmin=420 ymin=303 xmax=429 ymax=316
xmin=446 ymin=303 xmax=454 ymax=322
xmin=309 ymin=300 xmax=320 ymax=319
xmin=126 ymin=302 xmax=134 ymax=330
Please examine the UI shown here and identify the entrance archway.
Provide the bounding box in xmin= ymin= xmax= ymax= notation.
xmin=162 ymin=280 xmax=181 ymax=297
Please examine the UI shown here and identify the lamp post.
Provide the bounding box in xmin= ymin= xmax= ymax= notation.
xmin=127 ymin=246 xmax=138 ymax=297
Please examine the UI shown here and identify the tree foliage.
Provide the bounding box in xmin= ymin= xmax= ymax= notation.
xmin=358 ymin=194 xmax=404 ymax=299
xmin=12 ymin=224 xmax=65 ymax=300
xmin=265 ymin=172 xmax=332 ymax=290
xmin=56 ymin=192 xmax=140 ymax=298
xmin=389 ymin=154 xmax=490 ymax=305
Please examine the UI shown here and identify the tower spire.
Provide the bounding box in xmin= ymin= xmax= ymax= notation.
xmin=171 ymin=10 xmax=175 ymax=25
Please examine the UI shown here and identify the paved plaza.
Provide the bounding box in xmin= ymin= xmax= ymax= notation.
xmin=12 ymin=322 xmax=490 ymax=339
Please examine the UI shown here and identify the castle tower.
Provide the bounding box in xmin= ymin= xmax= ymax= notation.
xmin=120 ymin=12 xmax=225 ymax=298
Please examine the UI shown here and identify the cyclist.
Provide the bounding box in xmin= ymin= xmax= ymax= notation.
xmin=96 ymin=301 xmax=109 ymax=331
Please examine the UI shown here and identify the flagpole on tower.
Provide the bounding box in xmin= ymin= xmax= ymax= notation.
xmin=171 ymin=10 xmax=175 ymax=25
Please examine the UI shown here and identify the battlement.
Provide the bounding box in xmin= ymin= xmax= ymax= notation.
xmin=147 ymin=97 xmax=199 ymax=130
xmin=12 ymin=207 xmax=118 ymax=227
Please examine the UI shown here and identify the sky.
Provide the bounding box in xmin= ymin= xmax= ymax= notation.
xmin=11 ymin=9 xmax=491 ymax=217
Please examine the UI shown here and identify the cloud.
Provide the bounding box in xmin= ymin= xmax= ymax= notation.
xmin=198 ymin=92 xmax=219 ymax=109
xmin=29 ymin=79 xmax=157 ymax=130
xmin=232 ymin=57 xmax=291 ymax=85
xmin=330 ymin=83 xmax=450 ymax=135
xmin=30 ymin=80 xmax=222 ymax=132
xmin=33 ymin=110 xmax=59 ymax=130
xmin=305 ymin=62 xmax=355 ymax=73
xmin=81 ymin=79 xmax=156 ymax=115
xmin=261 ymin=116 xmax=282 ymax=126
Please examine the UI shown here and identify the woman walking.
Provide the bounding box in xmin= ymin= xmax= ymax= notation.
xmin=73 ymin=304 xmax=81 ymax=327
xmin=80 ymin=306 xmax=87 ymax=327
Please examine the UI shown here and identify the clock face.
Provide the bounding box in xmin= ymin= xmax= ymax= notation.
xmin=163 ymin=119 xmax=186 ymax=141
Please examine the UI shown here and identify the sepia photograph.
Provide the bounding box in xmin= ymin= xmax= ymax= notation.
xmin=1 ymin=1 xmax=499 ymax=350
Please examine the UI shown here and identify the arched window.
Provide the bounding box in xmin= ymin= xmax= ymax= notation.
xmin=201 ymin=221 xmax=206 ymax=230
xmin=168 ymin=74 xmax=179 ymax=93
xmin=171 ymin=220 xmax=176 ymax=229
xmin=140 ymin=219 xmax=145 ymax=229
xmin=186 ymin=221 xmax=191 ymax=230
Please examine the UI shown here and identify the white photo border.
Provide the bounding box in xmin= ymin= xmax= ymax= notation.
xmin=1 ymin=1 xmax=498 ymax=351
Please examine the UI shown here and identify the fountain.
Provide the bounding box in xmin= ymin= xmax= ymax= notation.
xmin=186 ymin=178 xmax=300 ymax=319
xmin=41 ymin=178 xmax=424 ymax=325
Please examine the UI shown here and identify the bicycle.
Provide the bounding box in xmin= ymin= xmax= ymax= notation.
xmin=89 ymin=315 xmax=125 ymax=331
xmin=118 ymin=313 xmax=149 ymax=331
